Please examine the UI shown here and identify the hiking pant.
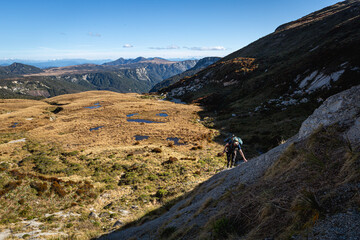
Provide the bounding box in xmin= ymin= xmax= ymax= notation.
xmin=226 ymin=149 xmax=238 ymax=168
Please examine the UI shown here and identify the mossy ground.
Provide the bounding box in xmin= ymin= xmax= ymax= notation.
xmin=0 ymin=91 xmax=225 ymax=239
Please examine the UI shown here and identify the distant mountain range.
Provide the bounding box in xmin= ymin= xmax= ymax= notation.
xmin=103 ymin=57 xmax=174 ymax=66
xmin=0 ymin=59 xmax=111 ymax=68
xmin=0 ymin=57 xmax=200 ymax=98
xmin=0 ymin=62 xmax=43 ymax=77
xmin=150 ymin=57 xmax=221 ymax=92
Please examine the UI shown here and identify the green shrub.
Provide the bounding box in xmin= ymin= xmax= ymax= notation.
xmin=156 ymin=189 xmax=168 ymax=199
xmin=30 ymin=181 xmax=48 ymax=196
xmin=0 ymin=180 xmax=22 ymax=196
xmin=61 ymin=151 xmax=79 ymax=157
xmin=119 ymin=172 xmax=141 ymax=185
xmin=148 ymin=174 xmax=158 ymax=181
xmin=32 ymin=155 xmax=64 ymax=174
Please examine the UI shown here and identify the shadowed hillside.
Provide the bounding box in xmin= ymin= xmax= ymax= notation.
xmin=98 ymin=84 xmax=360 ymax=239
xmin=161 ymin=0 xmax=360 ymax=157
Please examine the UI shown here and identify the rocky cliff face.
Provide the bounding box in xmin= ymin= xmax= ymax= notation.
xmin=150 ymin=57 xmax=221 ymax=93
xmin=99 ymin=85 xmax=360 ymax=239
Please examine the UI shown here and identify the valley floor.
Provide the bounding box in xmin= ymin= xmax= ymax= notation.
xmin=0 ymin=91 xmax=225 ymax=239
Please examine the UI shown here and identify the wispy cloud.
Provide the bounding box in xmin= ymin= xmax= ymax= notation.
xmin=123 ymin=44 xmax=134 ymax=48
xmin=88 ymin=32 xmax=101 ymax=37
xmin=184 ymin=46 xmax=226 ymax=51
xmin=149 ymin=45 xmax=180 ymax=50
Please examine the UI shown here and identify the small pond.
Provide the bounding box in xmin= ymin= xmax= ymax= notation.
xmin=85 ymin=102 xmax=101 ymax=109
xmin=127 ymin=119 xmax=163 ymax=123
xmin=166 ymin=137 xmax=186 ymax=146
xmin=156 ymin=113 xmax=168 ymax=117
xmin=10 ymin=122 xmax=19 ymax=128
xmin=90 ymin=126 xmax=104 ymax=131
xmin=126 ymin=113 xmax=139 ymax=117
xmin=134 ymin=135 xmax=149 ymax=141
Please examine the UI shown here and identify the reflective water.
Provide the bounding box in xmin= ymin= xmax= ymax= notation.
xmin=85 ymin=102 xmax=101 ymax=109
xmin=156 ymin=113 xmax=168 ymax=117
xmin=10 ymin=122 xmax=19 ymax=128
xmin=126 ymin=113 xmax=138 ymax=117
xmin=90 ymin=126 xmax=104 ymax=131
xmin=134 ymin=135 xmax=149 ymax=141
xmin=127 ymin=119 xmax=163 ymax=123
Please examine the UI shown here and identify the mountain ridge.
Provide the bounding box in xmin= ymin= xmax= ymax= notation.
xmin=150 ymin=57 xmax=221 ymax=93
xmin=160 ymin=0 xmax=360 ymax=156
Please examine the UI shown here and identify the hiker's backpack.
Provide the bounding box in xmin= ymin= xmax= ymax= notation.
xmin=231 ymin=136 xmax=243 ymax=145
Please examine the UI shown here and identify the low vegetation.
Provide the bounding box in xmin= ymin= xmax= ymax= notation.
xmin=0 ymin=91 xmax=225 ymax=239
xmin=198 ymin=123 xmax=360 ymax=239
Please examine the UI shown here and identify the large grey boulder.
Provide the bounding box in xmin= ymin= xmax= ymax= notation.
xmin=299 ymin=85 xmax=360 ymax=139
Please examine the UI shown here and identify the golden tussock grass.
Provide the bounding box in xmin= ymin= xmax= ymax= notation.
xmin=0 ymin=90 xmax=225 ymax=239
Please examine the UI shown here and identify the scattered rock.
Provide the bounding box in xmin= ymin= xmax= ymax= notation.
xmin=44 ymin=211 xmax=80 ymax=218
xmin=0 ymin=229 xmax=11 ymax=240
xmin=118 ymin=210 xmax=130 ymax=216
xmin=99 ymin=212 xmax=110 ymax=218
xmin=303 ymin=211 xmax=360 ymax=240
xmin=113 ymin=220 xmax=123 ymax=227
xmin=104 ymin=202 xmax=113 ymax=209
xmin=7 ymin=138 xmax=26 ymax=144
xmin=131 ymin=205 xmax=138 ymax=209
xmin=89 ymin=212 xmax=98 ymax=219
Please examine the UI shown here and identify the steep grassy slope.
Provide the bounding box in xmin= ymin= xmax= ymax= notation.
xmin=0 ymin=76 xmax=93 ymax=99
xmin=161 ymin=0 xmax=360 ymax=157
xmin=0 ymin=91 xmax=225 ymax=239
xmin=98 ymin=85 xmax=360 ymax=240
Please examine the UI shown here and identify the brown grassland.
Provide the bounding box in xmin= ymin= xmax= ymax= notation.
xmin=0 ymin=91 xmax=225 ymax=239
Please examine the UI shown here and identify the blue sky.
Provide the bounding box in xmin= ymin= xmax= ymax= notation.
xmin=0 ymin=0 xmax=340 ymax=60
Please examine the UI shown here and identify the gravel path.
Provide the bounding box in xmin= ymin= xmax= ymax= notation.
xmin=305 ymin=211 xmax=360 ymax=240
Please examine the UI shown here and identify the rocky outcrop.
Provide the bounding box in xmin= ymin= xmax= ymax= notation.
xmin=299 ymin=85 xmax=360 ymax=140
xmin=150 ymin=57 xmax=220 ymax=93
